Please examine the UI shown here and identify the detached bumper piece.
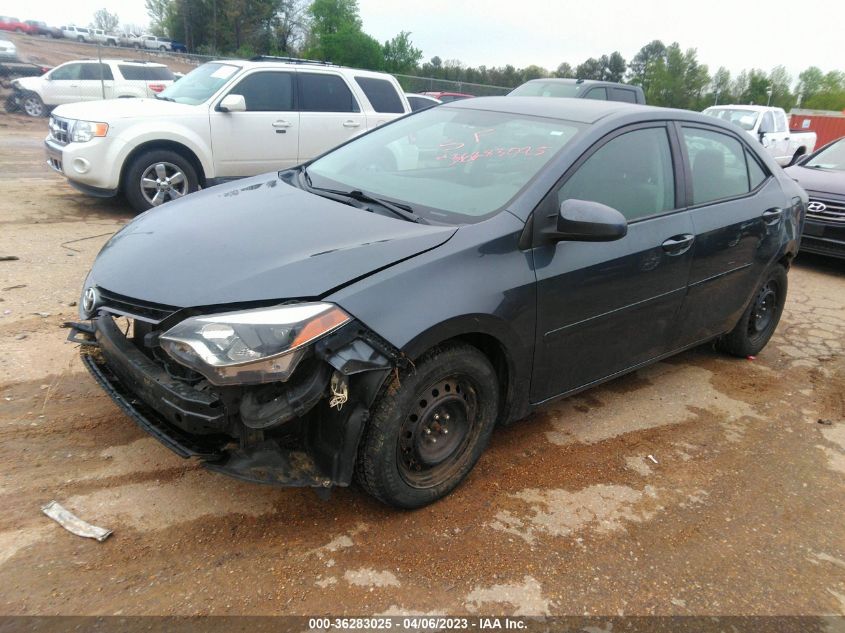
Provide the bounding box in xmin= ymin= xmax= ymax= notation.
xmin=70 ymin=315 xmax=383 ymax=490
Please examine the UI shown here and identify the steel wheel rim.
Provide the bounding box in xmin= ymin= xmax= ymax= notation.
xmin=749 ymin=281 xmax=777 ymax=336
xmin=397 ymin=376 xmax=480 ymax=489
xmin=139 ymin=161 xmax=188 ymax=206
xmin=23 ymin=96 xmax=42 ymax=117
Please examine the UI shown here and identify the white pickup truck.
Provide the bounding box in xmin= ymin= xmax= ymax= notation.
xmin=703 ymin=105 xmax=816 ymax=166
xmin=44 ymin=58 xmax=412 ymax=211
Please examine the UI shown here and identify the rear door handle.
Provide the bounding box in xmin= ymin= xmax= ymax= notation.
xmin=661 ymin=234 xmax=695 ymax=255
xmin=762 ymin=208 xmax=783 ymax=224
xmin=343 ymin=120 xmax=361 ymax=128
xmin=272 ymin=120 xmax=292 ymax=128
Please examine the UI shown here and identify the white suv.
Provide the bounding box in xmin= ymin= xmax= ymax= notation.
xmin=11 ymin=59 xmax=175 ymax=117
xmin=44 ymin=58 xmax=412 ymax=211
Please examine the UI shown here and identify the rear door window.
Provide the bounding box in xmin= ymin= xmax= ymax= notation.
xmin=584 ymin=87 xmax=607 ymax=100
xmin=610 ymin=88 xmax=637 ymax=103
xmin=118 ymin=65 xmax=175 ymax=81
xmin=558 ymin=126 xmax=676 ymax=221
xmin=228 ymin=71 xmax=294 ymax=111
xmin=298 ymin=73 xmax=359 ymax=112
xmin=682 ymin=127 xmax=751 ymax=205
xmin=354 ymin=76 xmax=404 ymax=113
xmin=79 ymin=64 xmax=113 ymax=80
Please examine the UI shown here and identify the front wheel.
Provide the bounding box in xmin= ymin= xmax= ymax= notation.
xmin=123 ymin=149 xmax=198 ymax=212
xmin=717 ymin=265 xmax=787 ymax=357
xmin=21 ymin=92 xmax=46 ymax=117
xmin=356 ymin=344 xmax=499 ymax=509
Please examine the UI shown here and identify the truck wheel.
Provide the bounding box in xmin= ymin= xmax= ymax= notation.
xmin=717 ymin=265 xmax=787 ymax=357
xmin=21 ymin=92 xmax=46 ymax=117
xmin=159 ymin=45 xmax=166 ymax=51
xmin=124 ymin=150 xmax=198 ymax=212
xmin=356 ymin=344 xmax=499 ymax=509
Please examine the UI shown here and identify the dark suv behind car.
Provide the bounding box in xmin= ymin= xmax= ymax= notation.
xmin=509 ymin=78 xmax=646 ymax=104
xmin=69 ymin=97 xmax=804 ymax=509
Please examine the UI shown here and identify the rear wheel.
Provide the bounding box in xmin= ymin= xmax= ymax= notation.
xmin=356 ymin=344 xmax=499 ymax=508
xmin=717 ymin=265 xmax=787 ymax=357
xmin=123 ymin=149 xmax=198 ymax=212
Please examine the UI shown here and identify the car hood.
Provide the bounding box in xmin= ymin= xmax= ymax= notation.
xmin=53 ymin=97 xmax=191 ymax=121
xmin=84 ymin=174 xmax=457 ymax=308
xmin=785 ymin=165 xmax=845 ymax=197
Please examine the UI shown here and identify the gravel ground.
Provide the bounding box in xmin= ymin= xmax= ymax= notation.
xmin=0 ymin=112 xmax=843 ymax=617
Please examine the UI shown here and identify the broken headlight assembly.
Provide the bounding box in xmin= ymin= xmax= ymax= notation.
xmin=159 ymin=302 xmax=351 ymax=386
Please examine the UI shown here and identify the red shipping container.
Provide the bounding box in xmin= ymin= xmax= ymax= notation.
xmin=789 ymin=109 xmax=845 ymax=148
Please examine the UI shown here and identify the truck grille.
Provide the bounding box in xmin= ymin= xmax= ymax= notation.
xmin=807 ymin=198 xmax=845 ymax=223
xmin=48 ymin=116 xmax=71 ymax=146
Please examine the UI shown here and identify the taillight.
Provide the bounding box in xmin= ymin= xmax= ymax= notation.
xmin=149 ymin=83 xmax=165 ymax=93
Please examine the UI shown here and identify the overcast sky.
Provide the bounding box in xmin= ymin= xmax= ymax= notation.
xmin=6 ymin=0 xmax=842 ymax=84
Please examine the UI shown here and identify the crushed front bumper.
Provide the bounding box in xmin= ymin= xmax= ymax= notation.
xmin=71 ymin=315 xmax=391 ymax=489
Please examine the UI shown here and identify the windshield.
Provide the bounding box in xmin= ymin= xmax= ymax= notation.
xmin=157 ymin=62 xmax=239 ymax=105
xmin=806 ymin=138 xmax=845 ymax=170
xmin=510 ymin=82 xmax=584 ymax=98
xmin=703 ymin=107 xmax=759 ymax=131
xmin=308 ymin=106 xmax=582 ymax=224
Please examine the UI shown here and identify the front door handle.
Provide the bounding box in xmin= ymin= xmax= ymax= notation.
xmin=343 ymin=120 xmax=361 ymax=128
xmin=762 ymin=208 xmax=783 ymax=224
xmin=272 ymin=120 xmax=292 ymax=128
xmin=661 ymin=234 xmax=695 ymax=255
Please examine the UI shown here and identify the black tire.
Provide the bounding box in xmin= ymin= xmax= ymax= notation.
xmin=123 ymin=149 xmax=199 ymax=213
xmin=717 ymin=265 xmax=787 ymax=357
xmin=4 ymin=95 xmax=20 ymax=113
xmin=356 ymin=344 xmax=499 ymax=509
xmin=20 ymin=91 xmax=46 ymax=117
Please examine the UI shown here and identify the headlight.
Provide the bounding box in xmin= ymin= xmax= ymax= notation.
xmin=159 ymin=302 xmax=351 ymax=386
xmin=71 ymin=120 xmax=109 ymax=143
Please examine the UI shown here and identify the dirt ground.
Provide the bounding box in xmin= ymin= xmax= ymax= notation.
xmin=0 ymin=111 xmax=844 ymax=618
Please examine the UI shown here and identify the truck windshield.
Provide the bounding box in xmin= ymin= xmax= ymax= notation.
xmin=509 ymin=82 xmax=584 ymax=98
xmin=704 ymin=108 xmax=760 ymax=131
xmin=806 ymin=138 xmax=845 ymax=171
xmin=157 ymin=62 xmax=239 ymax=105
xmin=307 ymin=106 xmax=582 ymax=224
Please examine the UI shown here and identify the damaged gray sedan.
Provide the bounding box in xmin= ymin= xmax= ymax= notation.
xmin=69 ymin=97 xmax=804 ymax=508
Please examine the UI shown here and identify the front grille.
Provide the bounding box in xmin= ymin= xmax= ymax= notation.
xmin=48 ymin=115 xmax=71 ymax=146
xmin=807 ymin=197 xmax=845 ymax=223
xmin=97 ymin=287 xmax=178 ymax=324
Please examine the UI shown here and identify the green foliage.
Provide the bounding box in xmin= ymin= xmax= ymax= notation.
xmin=628 ymin=41 xmax=708 ymax=109
xmin=92 ymin=8 xmax=120 ymax=32
xmin=383 ymin=31 xmax=423 ymax=74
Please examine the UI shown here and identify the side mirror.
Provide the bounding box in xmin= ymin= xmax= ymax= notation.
xmin=218 ymin=94 xmax=246 ymax=113
xmin=546 ymin=199 xmax=628 ymax=242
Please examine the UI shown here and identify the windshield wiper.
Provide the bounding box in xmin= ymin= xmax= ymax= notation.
xmin=154 ymin=93 xmax=175 ymax=102
xmin=300 ymin=167 xmax=424 ymax=224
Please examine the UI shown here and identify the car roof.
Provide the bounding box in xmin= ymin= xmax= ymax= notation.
xmin=445 ymin=96 xmax=734 ymax=128
xmin=705 ymin=104 xmax=775 ymax=112
xmin=444 ymin=96 xmax=650 ymax=123
xmin=521 ymin=78 xmax=633 ymax=88
xmin=60 ymin=58 xmax=168 ymax=67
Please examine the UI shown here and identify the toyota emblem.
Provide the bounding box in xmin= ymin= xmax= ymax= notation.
xmin=82 ymin=287 xmax=99 ymax=317
xmin=807 ymin=201 xmax=827 ymax=213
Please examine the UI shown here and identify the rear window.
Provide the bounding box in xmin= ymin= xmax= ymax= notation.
xmin=118 ymin=65 xmax=175 ymax=81
xmin=354 ymin=76 xmax=403 ymax=113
